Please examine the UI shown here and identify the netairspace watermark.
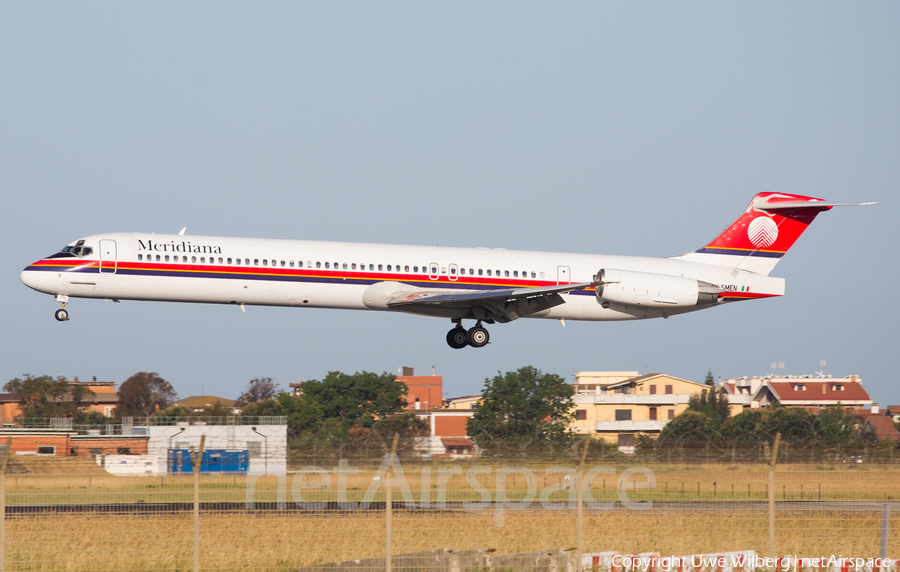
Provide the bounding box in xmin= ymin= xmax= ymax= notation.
xmin=245 ymin=454 xmax=656 ymax=525
xmin=614 ymin=554 xmax=899 ymax=572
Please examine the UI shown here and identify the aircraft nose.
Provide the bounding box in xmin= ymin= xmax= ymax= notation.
xmin=21 ymin=264 xmax=52 ymax=293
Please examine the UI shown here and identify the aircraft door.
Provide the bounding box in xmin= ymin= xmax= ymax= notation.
xmin=429 ymin=262 xmax=439 ymax=281
xmin=448 ymin=263 xmax=459 ymax=281
xmin=557 ymin=266 xmax=570 ymax=285
xmin=99 ymin=240 xmax=117 ymax=273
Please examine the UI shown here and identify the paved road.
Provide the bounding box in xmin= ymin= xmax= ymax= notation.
xmin=5 ymin=500 xmax=899 ymax=515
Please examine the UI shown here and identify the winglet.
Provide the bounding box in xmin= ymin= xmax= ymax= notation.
xmin=178 ymin=227 xmax=186 ymax=236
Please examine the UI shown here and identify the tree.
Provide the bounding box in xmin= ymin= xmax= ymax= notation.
xmin=687 ymin=387 xmax=730 ymax=425
xmin=4 ymin=374 xmax=100 ymax=422
xmin=236 ymin=377 xmax=280 ymax=406
xmin=467 ymin=366 xmax=575 ymax=455
xmin=704 ymin=370 xmax=715 ymax=387
xmin=657 ymin=410 xmax=719 ymax=447
xmin=299 ymin=371 xmax=407 ymax=429
xmin=116 ymin=372 xmax=177 ymax=420
xmin=241 ymin=393 xmax=324 ymax=436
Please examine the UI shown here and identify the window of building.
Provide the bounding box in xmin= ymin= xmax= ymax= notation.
xmin=117 ymin=447 xmax=132 ymax=455
xmin=37 ymin=446 xmax=55 ymax=455
xmin=793 ymin=384 xmax=806 ymax=391
xmin=832 ymin=384 xmax=844 ymax=391
xmin=576 ymin=409 xmax=587 ymax=421
xmin=618 ymin=434 xmax=635 ymax=447
xmin=665 ymin=385 xmax=673 ymax=395
xmin=88 ymin=447 xmax=102 ymax=456
xmin=615 ymin=409 xmax=632 ymax=421
xmin=668 ymin=409 xmax=675 ymax=420
xmin=649 ymin=407 xmax=657 ymax=421
xmin=649 ymin=385 xmax=657 ymax=395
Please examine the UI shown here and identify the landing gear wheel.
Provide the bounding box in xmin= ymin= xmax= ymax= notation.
xmin=446 ymin=327 xmax=468 ymax=349
xmin=467 ymin=326 xmax=489 ymax=348
xmin=54 ymin=308 xmax=69 ymax=322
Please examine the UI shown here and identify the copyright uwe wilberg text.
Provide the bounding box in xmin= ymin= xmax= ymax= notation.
xmin=613 ymin=554 xmax=898 ymax=572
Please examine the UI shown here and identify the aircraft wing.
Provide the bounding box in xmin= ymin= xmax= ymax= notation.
xmin=385 ymin=281 xmax=598 ymax=323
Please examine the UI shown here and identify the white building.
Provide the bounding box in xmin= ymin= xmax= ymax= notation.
xmin=147 ymin=422 xmax=287 ymax=475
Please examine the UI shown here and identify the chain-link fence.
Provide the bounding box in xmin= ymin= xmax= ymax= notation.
xmin=1 ymin=434 xmax=898 ymax=572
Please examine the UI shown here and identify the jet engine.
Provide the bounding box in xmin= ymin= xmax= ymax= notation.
xmin=595 ymin=268 xmax=722 ymax=308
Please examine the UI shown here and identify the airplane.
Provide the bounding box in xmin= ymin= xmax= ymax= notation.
xmin=21 ymin=192 xmax=873 ymax=349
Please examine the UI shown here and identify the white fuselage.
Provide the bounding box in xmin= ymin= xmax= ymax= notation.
xmin=21 ymin=232 xmax=785 ymax=322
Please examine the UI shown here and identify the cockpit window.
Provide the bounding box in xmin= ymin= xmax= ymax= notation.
xmin=49 ymin=243 xmax=92 ymax=259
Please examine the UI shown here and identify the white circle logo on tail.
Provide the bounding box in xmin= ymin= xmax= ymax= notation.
xmin=748 ymin=217 xmax=778 ymax=248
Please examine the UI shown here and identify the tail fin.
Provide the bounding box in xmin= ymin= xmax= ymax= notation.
xmin=673 ymin=192 xmax=874 ymax=275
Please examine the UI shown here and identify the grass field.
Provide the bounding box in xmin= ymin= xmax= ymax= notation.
xmin=2 ymin=460 xmax=898 ymax=571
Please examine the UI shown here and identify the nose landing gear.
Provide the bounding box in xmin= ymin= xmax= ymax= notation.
xmin=54 ymin=294 xmax=70 ymax=322
xmin=446 ymin=320 xmax=490 ymax=349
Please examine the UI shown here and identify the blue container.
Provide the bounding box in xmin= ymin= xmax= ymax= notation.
xmin=167 ymin=448 xmax=248 ymax=474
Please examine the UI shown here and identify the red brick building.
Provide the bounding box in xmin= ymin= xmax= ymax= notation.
xmin=396 ymin=368 xmax=443 ymax=411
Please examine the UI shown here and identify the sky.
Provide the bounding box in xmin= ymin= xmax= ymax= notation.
xmin=1 ymin=3 xmax=897 ymax=407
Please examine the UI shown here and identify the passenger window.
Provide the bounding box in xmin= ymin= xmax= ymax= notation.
xmin=487 ymin=270 xmax=492 ymax=276
xmin=324 ymin=262 xmax=330 ymax=269
xmin=387 ymin=265 xmax=391 ymax=272
xmin=298 ymin=261 xmax=303 ymax=268
xmin=137 ymin=254 xmax=143 ymax=261
xmin=531 ymin=272 xmax=536 ymax=278
xmin=378 ymin=264 xmax=383 ymax=271
xmin=351 ymin=263 xmax=356 ymax=270
xmin=290 ymin=261 xmax=294 ymax=267
xmin=495 ymin=270 xmax=500 ymax=276
xmin=504 ymin=270 xmax=509 ymax=277
xmin=333 ymin=262 xmax=338 ymax=269
xmin=192 ymin=256 xmax=197 ymax=263
xmin=263 ymin=260 xmax=269 ymax=267
xmin=200 ymin=257 xmax=205 ymax=263
xmin=236 ymin=258 xmax=241 ymax=265
xmin=165 ymin=255 xmax=170 ymax=262
xmin=450 ymin=267 xmax=456 ymax=275
xmin=316 ymin=262 xmax=321 ymax=268
xmin=157 ymin=255 xmax=162 ymax=262
xmin=413 ymin=266 xmax=418 ymax=273
xmin=218 ymin=258 xmax=223 ymax=264
xmin=540 ymin=272 xmax=545 ymax=279
xmin=244 ymin=259 xmax=249 ymax=265
xmin=478 ymin=269 xmax=483 ymax=276
xmin=369 ymin=264 xmax=374 ymax=271
xmin=513 ymin=271 xmax=518 ymax=278
xmin=272 ymin=260 xmax=277 ymax=266
xmin=254 ymin=259 xmax=259 ymax=266
xmin=280 ymin=260 xmax=285 ymax=267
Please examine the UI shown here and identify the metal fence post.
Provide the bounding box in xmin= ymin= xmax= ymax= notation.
xmin=386 ymin=434 xmax=398 ymax=572
xmin=880 ymin=504 xmax=890 ymax=559
xmin=1 ymin=437 xmax=12 ymax=572
xmin=768 ymin=432 xmax=781 ymax=559
xmin=577 ymin=436 xmax=589 ymax=572
xmin=193 ymin=435 xmax=206 ymax=572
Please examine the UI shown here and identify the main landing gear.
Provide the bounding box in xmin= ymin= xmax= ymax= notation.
xmin=446 ymin=320 xmax=490 ymax=349
xmin=54 ymin=295 xmax=70 ymax=322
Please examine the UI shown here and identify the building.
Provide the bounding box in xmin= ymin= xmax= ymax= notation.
xmin=855 ymin=405 xmax=900 ymax=443
xmin=147 ymin=421 xmax=287 ymax=475
xmin=718 ymin=374 xmax=872 ymax=413
xmin=414 ymin=409 xmax=477 ymax=458
xmin=0 ymin=378 xmax=119 ymax=424
xmin=171 ymin=395 xmax=241 ymax=414
xmin=569 ymin=372 xmax=713 ymax=452
xmin=395 ymin=367 xmax=443 ymax=411
xmin=444 ymin=395 xmax=482 ymax=410
xmin=0 ymin=428 xmax=149 ymax=457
